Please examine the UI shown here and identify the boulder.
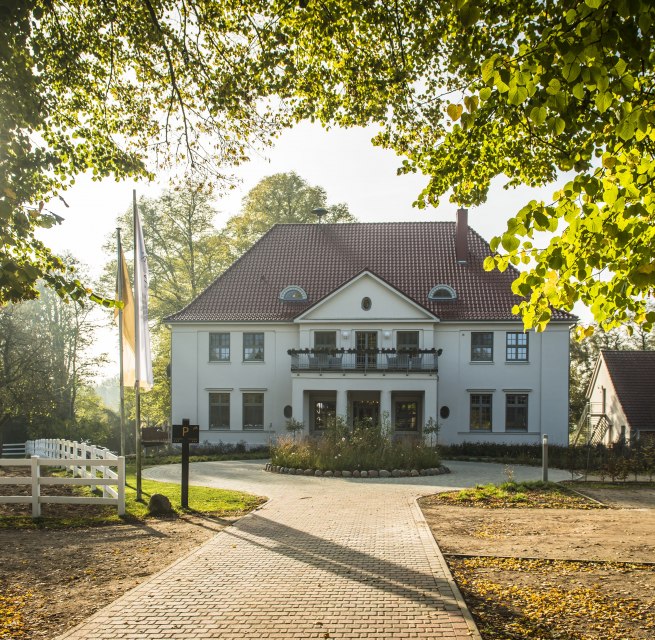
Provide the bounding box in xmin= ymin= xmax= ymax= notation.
xmin=304 ymin=468 xmax=314 ymax=476
xmin=360 ymin=470 xmax=368 ymax=478
xmin=324 ymin=470 xmax=333 ymax=477
xmin=352 ymin=470 xmax=360 ymax=478
xmin=410 ymin=469 xmax=420 ymax=477
xmin=342 ymin=470 xmax=352 ymax=478
xmin=314 ymin=469 xmax=323 ymax=477
xmin=148 ymin=493 xmax=174 ymax=516
xmin=391 ymin=469 xmax=402 ymax=477
xmin=368 ymin=470 xmax=378 ymax=478
xmin=379 ymin=470 xmax=391 ymax=478
xmin=333 ymin=470 xmax=342 ymax=477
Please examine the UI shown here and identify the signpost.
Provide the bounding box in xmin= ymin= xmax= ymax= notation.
xmin=172 ymin=419 xmax=199 ymax=508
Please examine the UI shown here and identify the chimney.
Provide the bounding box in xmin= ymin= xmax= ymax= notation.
xmin=455 ymin=208 xmax=468 ymax=265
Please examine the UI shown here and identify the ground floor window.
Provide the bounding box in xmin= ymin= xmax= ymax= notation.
xmin=243 ymin=393 xmax=264 ymax=430
xmin=392 ymin=393 xmax=423 ymax=431
xmin=209 ymin=392 xmax=230 ymax=429
xmin=505 ymin=394 xmax=528 ymax=431
xmin=312 ymin=396 xmax=336 ymax=430
xmin=470 ymin=394 xmax=492 ymax=431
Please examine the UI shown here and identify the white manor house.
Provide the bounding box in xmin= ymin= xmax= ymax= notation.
xmin=167 ymin=211 xmax=574 ymax=447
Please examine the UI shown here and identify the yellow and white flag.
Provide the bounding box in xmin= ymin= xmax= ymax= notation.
xmin=133 ymin=206 xmax=154 ymax=390
xmin=115 ymin=247 xmax=138 ymax=387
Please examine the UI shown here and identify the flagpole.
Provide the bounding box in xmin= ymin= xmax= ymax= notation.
xmin=116 ymin=228 xmax=126 ymax=457
xmin=133 ymin=189 xmax=143 ymax=501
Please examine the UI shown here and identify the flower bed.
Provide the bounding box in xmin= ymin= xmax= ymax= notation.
xmin=270 ymin=419 xmax=444 ymax=476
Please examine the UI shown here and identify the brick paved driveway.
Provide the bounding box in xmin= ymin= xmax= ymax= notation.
xmin=58 ymin=461 xmax=568 ymax=640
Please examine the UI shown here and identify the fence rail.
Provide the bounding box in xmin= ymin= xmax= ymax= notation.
xmin=1 ymin=442 xmax=26 ymax=458
xmin=0 ymin=439 xmax=125 ymax=518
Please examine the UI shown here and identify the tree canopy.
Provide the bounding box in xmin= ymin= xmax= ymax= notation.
xmin=233 ymin=0 xmax=654 ymax=334
xmin=223 ymin=172 xmax=356 ymax=256
xmin=4 ymin=1 xmax=654 ymax=335
xmin=0 ymin=0 xmax=282 ymax=304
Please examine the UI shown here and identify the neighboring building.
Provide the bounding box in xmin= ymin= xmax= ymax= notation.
xmin=579 ymin=350 xmax=655 ymax=445
xmin=166 ymin=211 xmax=574 ymax=447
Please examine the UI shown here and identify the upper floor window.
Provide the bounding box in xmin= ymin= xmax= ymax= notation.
xmin=397 ymin=331 xmax=419 ymax=352
xmin=314 ymin=331 xmax=337 ymax=350
xmin=471 ymin=332 xmax=493 ymax=362
xmin=243 ymin=333 xmax=264 ymax=361
xmin=209 ymin=333 xmax=230 ymax=361
xmin=506 ymin=332 xmax=528 ymax=361
xmin=279 ymin=286 xmax=307 ymax=301
xmin=428 ymin=285 xmax=456 ymax=301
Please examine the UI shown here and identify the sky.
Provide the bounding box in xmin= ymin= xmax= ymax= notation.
xmin=39 ymin=120 xmax=576 ymax=380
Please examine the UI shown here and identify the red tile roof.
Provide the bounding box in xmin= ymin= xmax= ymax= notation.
xmin=601 ymin=350 xmax=655 ymax=431
xmin=166 ymin=222 xmax=576 ymax=323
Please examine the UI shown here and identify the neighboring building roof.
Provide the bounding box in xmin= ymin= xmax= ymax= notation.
xmin=166 ymin=222 xmax=577 ymax=323
xmin=601 ymin=350 xmax=655 ymax=432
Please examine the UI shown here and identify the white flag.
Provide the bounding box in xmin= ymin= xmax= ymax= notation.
xmin=134 ymin=204 xmax=154 ymax=390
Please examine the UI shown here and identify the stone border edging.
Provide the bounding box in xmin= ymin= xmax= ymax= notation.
xmin=410 ymin=498 xmax=483 ymax=640
xmin=265 ymin=463 xmax=450 ymax=478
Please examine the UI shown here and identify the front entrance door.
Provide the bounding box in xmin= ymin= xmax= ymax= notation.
xmin=355 ymin=331 xmax=378 ymax=369
xmin=352 ymin=399 xmax=380 ymax=428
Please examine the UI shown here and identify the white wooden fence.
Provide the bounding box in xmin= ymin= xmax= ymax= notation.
xmin=0 ymin=439 xmax=125 ymax=518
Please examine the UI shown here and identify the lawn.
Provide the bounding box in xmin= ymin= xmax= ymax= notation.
xmin=424 ymin=480 xmax=604 ymax=509
xmin=0 ymin=464 xmax=266 ymax=529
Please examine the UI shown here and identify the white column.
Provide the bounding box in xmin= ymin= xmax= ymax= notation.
xmin=291 ymin=381 xmax=305 ymax=430
xmin=380 ymin=389 xmax=392 ymax=433
xmin=336 ymin=388 xmax=348 ymax=422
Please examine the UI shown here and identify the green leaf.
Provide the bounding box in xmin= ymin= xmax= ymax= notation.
xmin=481 ymin=58 xmax=496 ymax=83
xmin=501 ymin=233 xmax=520 ymax=252
xmin=529 ymin=106 xmax=547 ymax=126
xmin=479 ymin=86 xmax=492 ymax=101
xmin=595 ymin=92 xmax=613 ymax=113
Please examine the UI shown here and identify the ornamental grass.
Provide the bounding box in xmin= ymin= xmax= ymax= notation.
xmin=271 ymin=418 xmax=441 ymax=472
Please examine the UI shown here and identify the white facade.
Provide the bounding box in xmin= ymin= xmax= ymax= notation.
xmin=169 ymin=271 xmax=571 ymax=446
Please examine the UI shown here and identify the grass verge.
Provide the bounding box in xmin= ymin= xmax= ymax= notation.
xmin=422 ymin=481 xmax=604 ymax=509
xmin=0 ymin=464 xmax=266 ymax=529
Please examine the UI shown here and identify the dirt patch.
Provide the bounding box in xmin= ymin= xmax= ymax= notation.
xmin=420 ymin=485 xmax=655 ymax=639
xmin=565 ymin=482 xmax=655 ymax=509
xmin=0 ymin=467 xmax=238 ymax=639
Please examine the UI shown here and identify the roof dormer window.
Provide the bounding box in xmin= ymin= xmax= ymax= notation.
xmin=279 ymin=285 xmax=308 ymax=302
xmin=428 ymin=285 xmax=457 ymax=301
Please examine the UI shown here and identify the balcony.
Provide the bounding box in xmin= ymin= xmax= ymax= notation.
xmin=288 ymin=348 xmax=439 ymax=374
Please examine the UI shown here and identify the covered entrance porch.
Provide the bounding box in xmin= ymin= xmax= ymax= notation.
xmin=299 ymin=387 xmax=428 ymax=436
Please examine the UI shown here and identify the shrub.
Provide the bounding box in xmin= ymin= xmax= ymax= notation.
xmin=271 ymin=418 xmax=440 ymax=472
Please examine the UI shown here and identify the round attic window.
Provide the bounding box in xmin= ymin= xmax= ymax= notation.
xmin=361 ymin=296 xmax=372 ymax=311
xmin=279 ymin=286 xmax=308 ymax=301
xmin=428 ymin=285 xmax=457 ymax=301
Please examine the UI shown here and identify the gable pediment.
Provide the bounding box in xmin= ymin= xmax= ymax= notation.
xmin=295 ymin=271 xmax=437 ymax=322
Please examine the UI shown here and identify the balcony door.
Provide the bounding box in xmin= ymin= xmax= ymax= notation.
xmin=355 ymin=331 xmax=377 ymax=369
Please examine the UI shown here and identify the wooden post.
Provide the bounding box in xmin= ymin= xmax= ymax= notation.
xmin=117 ymin=456 xmax=126 ymax=516
xmin=31 ymin=456 xmax=41 ymax=518
xmin=181 ymin=418 xmax=190 ymax=509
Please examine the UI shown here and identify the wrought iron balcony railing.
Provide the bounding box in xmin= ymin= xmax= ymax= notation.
xmin=288 ymin=348 xmax=439 ymax=373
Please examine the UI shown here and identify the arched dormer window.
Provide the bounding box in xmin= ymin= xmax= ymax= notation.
xmin=279 ymin=285 xmax=308 ymax=302
xmin=428 ymin=285 xmax=457 ymax=301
